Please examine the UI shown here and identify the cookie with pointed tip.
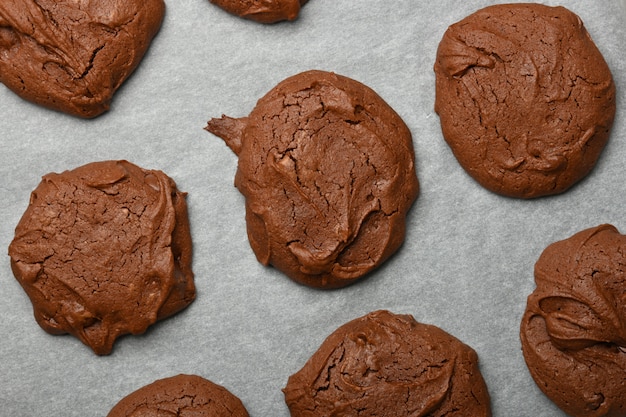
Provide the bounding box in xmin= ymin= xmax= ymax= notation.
xmin=209 ymin=0 xmax=308 ymax=23
xmin=0 ymin=0 xmax=165 ymax=118
xmin=206 ymin=70 xmax=419 ymax=289
xmin=520 ymin=225 xmax=626 ymax=417
xmin=283 ymin=310 xmax=492 ymax=417
xmin=107 ymin=374 xmax=249 ymax=417
xmin=434 ymin=3 xmax=615 ymax=198
xmin=8 ymin=160 xmax=195 ymax=355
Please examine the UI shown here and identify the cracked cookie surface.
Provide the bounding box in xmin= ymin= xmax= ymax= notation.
xmin=283 ymin=310 xmax=492 ymax=417
xmin=8 ymin=160 xmax=195 ymax=355
xmin=0 ymin=0 xmax=165 ymax=118
xmin=434 ymin=3 xmax=615 ymax=198
xmin=521 ymin=225 xmax=626 ymax=417
xmin=107 ymin=374 xmax=249 ymax=417
xmin=209 ymin=0 xmax=308 ymax=23
xmin=206 ymin=70 xmax=419 ymax=289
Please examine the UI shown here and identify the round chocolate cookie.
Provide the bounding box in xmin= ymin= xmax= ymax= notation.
xmin=434 ymin=4 xmax=615 ymax=198
xmin=209 ymin=0 xmax=308 ymax=23
xmin=8 ymin=160 xmax=195 ymax=355
xmin=521 ymin=225 xmax=626 ymax=417
xmin=206 ymin=70 xmax=419 ymax=289
xmin=107 ymin=374 xmax=249 ymax=417
xmin=0 ymin=0 xmax=165 ymax=118
xmin=283 ymin=310 xmax=492 ymax=417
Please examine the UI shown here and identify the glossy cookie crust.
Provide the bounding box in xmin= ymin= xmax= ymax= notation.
xmin=283 ymin=310 xmax=492 ymax=417
xmin=206 ymin=70 xmax=419 ymax=289
xmin=107 ymin=374 xmax=249 ymax=417
xmin=8 ymin=160 xmax=195 ymax=355
xmin=209 ymin=0 xmax=308 ymax=23
xmin=521 ymin=225 xmax=626 ymax=417
xmin=0 ymin=0 xmax=165 ymax=118
xmin=434 ymin=3 xmax=615 ymax=198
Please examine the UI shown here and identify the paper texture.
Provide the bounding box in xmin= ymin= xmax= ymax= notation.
xmin=0 ymin=1 xmax=624 ymax=416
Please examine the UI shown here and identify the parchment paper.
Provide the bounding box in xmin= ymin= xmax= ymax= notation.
xmin=1 ymin=1 xmax=625 ymax=416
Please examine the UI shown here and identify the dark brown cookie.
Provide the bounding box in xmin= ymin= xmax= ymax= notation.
xmin=283 ymin=310 xmax=491 ymax=417
xmin=8 ymin=160 xmax=195 ymax=355
xmin=206 ymin=70 xmax=419 ymax=289
xmin=0 ymin=0 xmax=165 ymax=118
xmin=520 ymin=225 xmax=626 ymax=417
xmin=434 ymin=4 xmax=615 ymax=198
xmin=209 ymin=0 xmax=308 ymax=23
xmin=107 ymin=374 xmax=249 ymax=417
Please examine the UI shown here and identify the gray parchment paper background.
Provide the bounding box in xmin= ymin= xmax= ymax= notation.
xmin=1 ymin=1 xmax=625 ymax=416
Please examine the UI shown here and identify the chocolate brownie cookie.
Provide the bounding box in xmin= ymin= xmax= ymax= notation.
xmin=206 ymin=70 xmax=419 ymax=289
xmin=209 ymin=0 xmax=308 ymax=23
xmin=284 ymin=310 xmax=492 ymax=417
xmin=8 ymin=160 xmax=195 ymax=355
xmin=521 ymin=225 xmax=626 ymax=417
xmin=107 ymin=374 xmax=249 ymax=417
xmin=434 ymin=4 xmax=615 ymax=198
xmin=0 ymin=0 xmax=165 ymax=118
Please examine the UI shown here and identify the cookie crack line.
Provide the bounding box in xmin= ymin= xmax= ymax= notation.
xmin=77 ymin=44 xmax=103 ymax=79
